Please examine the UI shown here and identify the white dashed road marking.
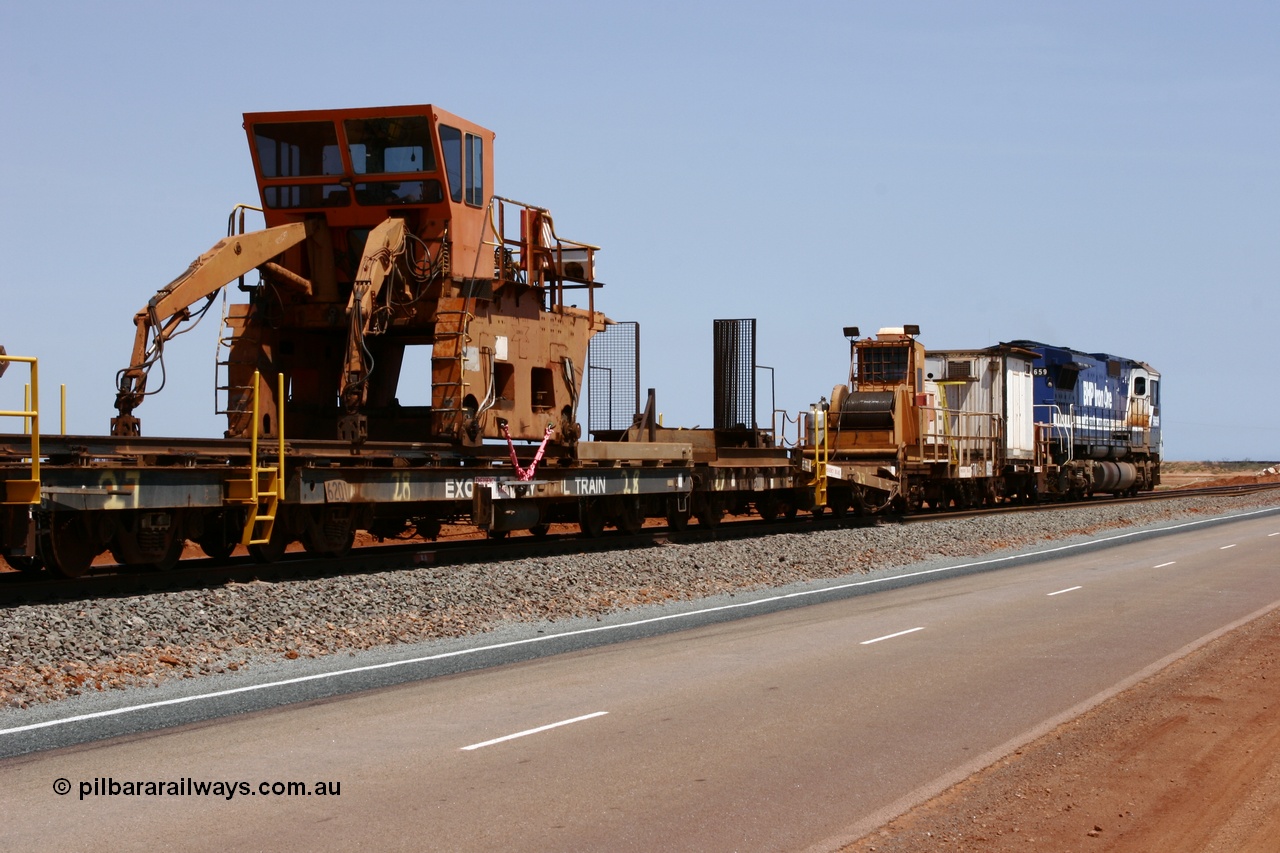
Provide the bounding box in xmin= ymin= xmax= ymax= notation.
xmin=461 ymin=711 xmax=609 ymax=751
xmin=860 ymin=627 xmax=925 ymax=646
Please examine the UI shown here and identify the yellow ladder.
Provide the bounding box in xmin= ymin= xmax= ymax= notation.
xmin=0 ymin=352 xmax=40 ymax=505
xmin=935 ymin=381 xmax=962 ymax=467
xmin=232 ymin=371 xmax=285 ymax=546
xmin=812 ymin=404 xmax=829 ymax=509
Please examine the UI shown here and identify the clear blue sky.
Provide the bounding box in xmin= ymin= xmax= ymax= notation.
xmin=1 ymin=1 xmax=1276 ymax=460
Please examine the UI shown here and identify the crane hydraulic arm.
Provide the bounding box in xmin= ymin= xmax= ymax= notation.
xmin=111 ymin=221 xmax=312 ymax=437
xmin=337 ymin=217 xmax=414 ymax=443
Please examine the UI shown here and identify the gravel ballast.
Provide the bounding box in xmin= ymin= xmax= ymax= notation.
xmin=3 ymin=494 xmax=1279 ymax=713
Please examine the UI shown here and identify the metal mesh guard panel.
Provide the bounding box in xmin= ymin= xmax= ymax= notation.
xmin=587 ymin=321 xmax=639 ymax=435
xmin=714 ymin=318 xmax=756 ymax=429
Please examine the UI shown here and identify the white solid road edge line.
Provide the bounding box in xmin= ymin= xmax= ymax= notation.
xmin=860 ymin=627 xmax=925 ymax=645
xmin=461 ymin=711 xmax=608 ymax=751
xmin=1047 ymin=586 xmax=1083 ymax=596
xmin=4 ymin=503 xmax=1279 ymax=739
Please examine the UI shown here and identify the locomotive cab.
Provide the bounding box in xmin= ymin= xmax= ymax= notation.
xmin=832 ymin=326 xmax=926 ymax=450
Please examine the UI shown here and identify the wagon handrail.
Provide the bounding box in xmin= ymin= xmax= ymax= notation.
xmin=0 ymin=353 xmax=41 ymax=504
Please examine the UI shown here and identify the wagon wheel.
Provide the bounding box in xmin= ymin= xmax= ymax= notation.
xmin=40 ymin=513 xmax=99 ymax=579
xmin=248 ymin=519 xmax=291 ymax=564
xmin=752 ymin=494 xmax=773 ymax=522
xmin=578 ymin=498 xmax=606 ymax=538
xmin=146 ymin=527 xmax=186 ymax=572
xmin=615 ymin=498 xmax=643 ymax=535
xmin=307 ymin=525 xmax=355 ymax=557
xmin=303 ymin=507 xmax=356 ymax=558
xmin=198 ymin=512 xmax=241 ymax=561
xmin=198 ymin=530 xmax=237 ymax=561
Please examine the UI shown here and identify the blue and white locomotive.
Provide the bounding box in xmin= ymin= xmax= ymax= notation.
xmin=1009 ymin=341 xmax=1162 ymax=497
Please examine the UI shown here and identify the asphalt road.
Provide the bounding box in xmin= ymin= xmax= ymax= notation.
xmin=3 ymin=513 xmax=1279 ymax=852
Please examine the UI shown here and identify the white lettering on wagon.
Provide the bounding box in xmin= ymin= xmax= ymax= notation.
xmin=445 ymin=478 xmax=474 ymax=499
xmin=101 ymin=471 xmax=140 ymax=510
xmin=574 ymin=477 xmax=609 ymax=495
xmin=390 ymin=473 xmax=411 ymax=502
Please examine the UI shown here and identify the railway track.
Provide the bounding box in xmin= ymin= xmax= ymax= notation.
xmin=3 ymin=482 xmax=1275 ymax=606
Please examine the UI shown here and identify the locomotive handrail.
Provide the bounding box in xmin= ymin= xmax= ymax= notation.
xmin=0 ymin=353 xmax=41 ymax=504
xmin=1034 ymin=403 xmax=1074 ymax=463
xmin=914 ymin=405 xmax=1003 ymax=470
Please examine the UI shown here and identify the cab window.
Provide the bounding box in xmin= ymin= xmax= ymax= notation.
xmin=344 ymin=116 xmax=434 ymax=175
xmin=439 ymin=125 xmax=484 ymax=206
xmin=465 ymin=132 xmax=484 ymax=205
xmin=855 ymin=345 xmax=909 ymax=384
xmin=254 ymin=121 xmax=342 ymax=177
xmin=440 ymin=125 xmax=463 ymax=202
